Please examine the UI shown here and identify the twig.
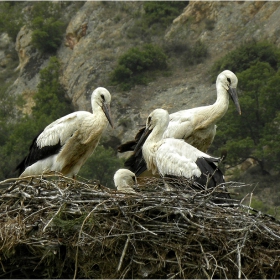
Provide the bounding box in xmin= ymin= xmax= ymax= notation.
xmin=262 ymin=224 xmax=280 ymax=240
xmin=73 ymin=200 xmax=108 ymax=280
xmin=117 ymin=235 xmax=130 ymax=271
xmin=42 ymin=203 xmax=64 ymax=232
xmin=23 ymin=206 xmax=54 ymax=222
xmin=133 ymin=219 xmax=158 ymax=236
xmin=237 ymin=244 xmax=241 ymax=279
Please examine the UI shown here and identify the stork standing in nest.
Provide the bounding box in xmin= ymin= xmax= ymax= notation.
xmin=118 ymin=70 xmax=241 ymax=176
xmin=16 ymin=87 xmax=113 ymax=179
xmin=134 ymin=109 xmax=228 ymax=193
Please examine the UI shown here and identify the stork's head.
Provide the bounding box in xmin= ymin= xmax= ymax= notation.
xmin=135 ymin=109 xmax=169 ymax=152
xmin=217 ymin=70 xmax=241 ymax=115
xmin=146 ymin=108 xmax=169 ymax=132
xmin=92 ymin=87 xmax=114 ymax=128
xmin=114 ymin=169 xmax=137 ymax=193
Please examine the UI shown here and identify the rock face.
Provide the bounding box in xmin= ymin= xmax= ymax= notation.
xmin=166 ymin=1 xmax=280 ymax=56
xmin=5 ymin=1 xmax=280 ymax=145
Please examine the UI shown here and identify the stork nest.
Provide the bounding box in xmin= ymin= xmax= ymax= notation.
xmin=0 ymin=175 xmax=279 ymax=279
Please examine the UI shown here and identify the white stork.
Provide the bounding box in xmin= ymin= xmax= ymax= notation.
xmin=135 ymin=108 xmax=227 ymax=191
xmin=16 ymin=87 xmax=113 ymax=178
xmin=113 ymin=169 xmax=137 ymax=194
xmin=118 ymin=70 xmax=240 ymax=175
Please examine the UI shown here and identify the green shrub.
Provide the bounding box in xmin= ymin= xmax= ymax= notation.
xmin=110 ymin=44 xmax=168 ymax=90
xmin=210 ymin=41 xmax=280 ymax=80
xmin=31 ymin=16 xmax=65 ymax=54
xmin=126 ymin=2 xmax=187 ymax=39
xmin=164 ymin=40 xmax=208 ymax=67
xmin=0 ymin=2 xmax=27 ymax=41
xmin=31 ymin=1 xmax=62 ymax=19
xmin=183 ymin=40 xmax=208 ymax=66
xmin=29 ymin=2 xmax=70 ymax=54
xmin=143 ymin=1 xmax=187 ymax=28
xmin=32 ymin=56 xmax=73 ymax=126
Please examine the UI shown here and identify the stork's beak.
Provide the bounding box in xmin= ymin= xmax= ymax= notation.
xmin=102 ymin=102 xmax=114 ymax=128
xmin=134 ymin=126 xmax=152 ymax=154
xmin=228 ymin=87 xmax=241 ymax=115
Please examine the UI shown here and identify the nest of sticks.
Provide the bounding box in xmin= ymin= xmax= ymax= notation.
xmin=0 ymin=175 xmax=279 ymax=279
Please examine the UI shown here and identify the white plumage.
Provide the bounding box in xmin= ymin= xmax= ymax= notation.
xmin=118 ymin=70 xmax=240 ymax=175
xmin=17 ymin=87 xmax=113 ymax=178
xmin=136 ymin=109 xmax=225 ymax=188
xmin=163 ymin=69 xmax=240 ymax=152
xmin=114 ymin=169 xmax=137 ymax=194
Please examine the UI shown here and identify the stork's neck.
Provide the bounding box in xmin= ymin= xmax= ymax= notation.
xmin=143 ymin=125 xmax=165 ymax=174
xmin=196 ymin=84 xmax=229 ymax=129
xmin=148 ymin=125 xmax=165 ymax=144
xmin=91 ymin=100 xmax=102 ymax=112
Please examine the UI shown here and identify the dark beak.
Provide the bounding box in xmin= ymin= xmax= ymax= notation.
xmin=228 ymin=87 xmax=241 ymax=115
xmin=134 ymin=126 xmax=152 ymax=155
xmin=102 ymin=102 xmax=114 ymax=128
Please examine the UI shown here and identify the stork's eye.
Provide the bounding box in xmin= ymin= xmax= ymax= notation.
xmin=227 ymin=78 xmax=231 ymax=84
xmin=132 ymin=176 xmax=136 ymax=183
xmin=101 ymin=94 xmax=105 ymax=101
xmin=148 ymin=116 xmax=151 ymax=124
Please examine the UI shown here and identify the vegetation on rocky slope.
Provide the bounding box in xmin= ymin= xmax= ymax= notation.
xmin=110 ymin=44 xmax=168 ymax=91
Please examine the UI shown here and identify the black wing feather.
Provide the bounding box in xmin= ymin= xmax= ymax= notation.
xmin=118 ymin=126 xmax=146 ymax=153
xmin=117 ymin=140 xmax=137 ymax=153
xmin=124 ymin=150 xmax=147 ymax=176
xmin=15 ymin=131 xmax=62 ymax=175
xmin=195 ymin=156 xmax=224 ymax=188
xmin=118 ymin=125 xmax=147 ymax=175
xmin=195 ymin=156 xmax=231 ymax=200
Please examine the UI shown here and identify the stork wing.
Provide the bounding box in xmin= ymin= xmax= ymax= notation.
xmin=37 ymin=112 xmax=89 ymax=147
xmin=156 ymin=139 xmax=224 ymax=189
xmin=164 ymin=110 xmax=194 ymax=140
xmin=155 ymin=139 xmax=202 ymax=178
xmin=16 ymin=111 xmax=90 ymax=174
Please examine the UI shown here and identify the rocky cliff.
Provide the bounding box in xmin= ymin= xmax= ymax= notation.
xmin=3 ymin=1 xmax=280 ymax=148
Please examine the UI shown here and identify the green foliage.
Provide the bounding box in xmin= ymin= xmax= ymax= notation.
xmin=53 ymin=212 xmax=88 ymax=233
xmin=210 ymin=41 xmax=280 ymax=80
xmin=31 ymin=17 xmax=65 ymax=54
xmin=110 ymin=44 xmax=168 ymax=90
xmin=0 ymin=2 xmax=70 ymax=52
xmin=209 ymin=43 xmax=280 ymax=173
xmin=78 ymin=145 xmax=125 ymax=189
xmin=143 ymin=1 xmax=187 ymax=28
xmin=30 ymin=1 xmax=87 ymax=53
xmin=32 ymin=56 xmax=73 ymax=127
xmin=126 ymin=2 xmax=187 ymax=39
xmin=0 ymin=2 xmax=27 ymax=41
xmin=31 ymin=1 xmax=63 ymax=19
xmin=0 ymin=81 xmax=26 ymax=178
xmin=249 ymin=198 xmax=280 ymax=219
xmin=165 ymin=40 xmax=208 ymax=66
